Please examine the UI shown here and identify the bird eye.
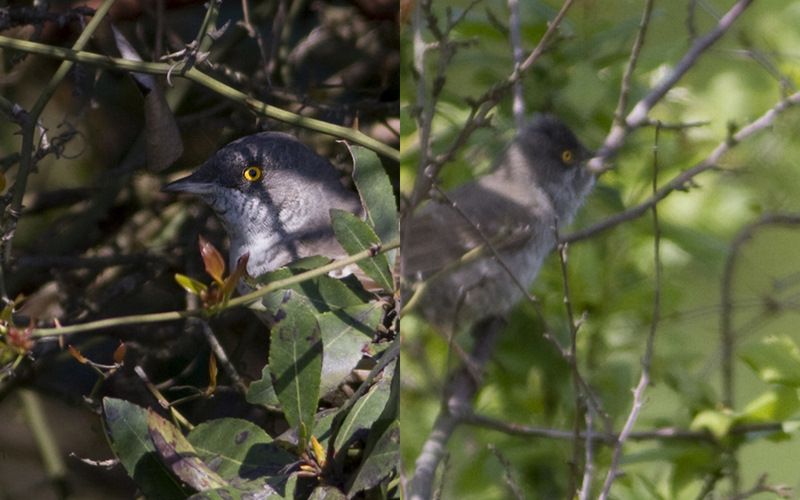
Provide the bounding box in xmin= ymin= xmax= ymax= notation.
xmin=243 ymin=166 xmax=263 ymax=182
xmin=561 ymin=150 xmax=574 ymax=164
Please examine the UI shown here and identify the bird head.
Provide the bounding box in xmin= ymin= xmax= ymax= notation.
xmin=513 ymin=115 xmax=595 ymax=221
xmin=164 ymin=132 xmax=361 ymax=275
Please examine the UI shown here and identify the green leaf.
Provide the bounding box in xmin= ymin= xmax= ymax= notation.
xmin=350 ymin=145 xmax=398 ymax=246
xmin=313 ymin=409 xmax=339 ymax=449
xmin=257 ymin=266 xmax=370 ymax=314
xmin=330 ymin=209 xmax=394 ymax=291
xmin=309 ymin=485 xmax=347 ymax=499
xmin=147 ymin=409 xmax=228 ymax=491
xmin=269 ymin=291 xmax=323 ymax=447
xmin=738 ymin=385 xmax=800 ymax=423
xmin=334 ymin=358 xmax=396 ymax=453
xmin=189 ymin=474 xmax=299 ymax=500
xmin=318 ymin=303 xmax=383 ymax=396
xmin=274 ymin=408 xmax=339 ymax=451
xmin=347 ymin=420 xmax=399 ymax=496
xmin=690 ymin=408 xmax=734 ymax=439
xmin=247 ymin=365 xmax=281 ymax=408
xmin=175 ymin=273 xmax=208 ymax=295
xmin=187 ymin=418 xmax=294 ymax=483
xmin=740 ymin=335 xmax=800 ymax=386
xmin=102 ymin=398 xmax=188 ymax=500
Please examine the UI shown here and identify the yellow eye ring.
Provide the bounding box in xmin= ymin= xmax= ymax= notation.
xmin=243 ymin=166 xmax=263 ymax=182
xmin=561 ymin=150 xmax=574 ymax=164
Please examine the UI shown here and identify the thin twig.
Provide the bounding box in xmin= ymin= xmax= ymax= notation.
xmin=588 ymin=0 xmax=756 ymax=172
xmin=431 ymin=185 xmax=537 ymax=303
xmin=598 ymin=123 xmax=663 ymax=500
xmin=193 ymin=319 xmax=247 ymax=393
xmin=507 ymin=0 xmax=525 ymax=129
xmin=239 ymin=0 xmax=269 ymax=70
xmin=407 ymin=0 xmax=577 ymax=211
xmin=30 ymin=238 xmax=398 ymax=337
xmin=489 ymin=445 xmax=525 ymax=500
xmin=134 ymin=365 xmax=193 ymax=430
xmin=555 ymin=236 xmax=586 ymax=496
xmin=517 ymin=0 xmax=576 ymax=74
xmin=0 ymin=35 xmax=398 ymax=161
xmin=578 ymin=411 xmax=595 ymax=500
xmin=462 ymin=412 xmax=787 ymax=443
xmin=613 ymin=0 xmax=655 ymax=127
xmin=565 ymin=90 xmax=800 ymax=244
xmin=1 ymin=0 xmax=117 ymax=290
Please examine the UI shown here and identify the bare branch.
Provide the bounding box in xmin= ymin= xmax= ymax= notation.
xmin=507 ymin=0 xmax=525 ymax=129
xmin=565 ymin=91 xmax=800 ymax=244
xmin=408 ymin=318 xmax=505 ymax=500
xmin=462 ymin=412 xmax=788 ymax=444
xmin=588 ymin=0 xmax=756 ymax=172
xmin=613 ymin=0 xmax=655 ymax=127
xmin=599 ymin=123 xmax=664 ymax=500
xmin=555 ymin=237 xmax=587 ymax=496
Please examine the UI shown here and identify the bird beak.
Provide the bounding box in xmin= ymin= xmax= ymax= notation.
xmin=162 ymin=171 xmax=216 ymax=195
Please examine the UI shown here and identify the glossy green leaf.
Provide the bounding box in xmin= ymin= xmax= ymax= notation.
xmin=334 ymin=359 xmax=396 ymax=453
xmin=147 ymin=409 xmax=228 ymax=491
xmin=257 ymin=264 xmax=370 ymax=314
xmin=330 ymin=209 xmax=394 ymax=291
xmin=318 ymin=302 xmax=383 ymax=396
xmin=347 ymin=420 xmax=399 ymax=496
xmin=187 ymin=418 xmax=294 ymax=482
xmin=102 ymin=398 xmax=187 ymax=500
xmin=247 ymin=364 xmax=281 ymax=408
xmin=269 ymin=291 xmax=323 ymax=446
xmin=175 ymin=273 xmax=208 ymax=295
xmin=350 ymin=145 xmax=398 ymax=245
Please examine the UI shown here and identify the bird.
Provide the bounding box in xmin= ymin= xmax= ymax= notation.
xmin=402 ymin=115 xmax=595 ymax=333
xmin=163 ymin=132 xmax=363 ymax=282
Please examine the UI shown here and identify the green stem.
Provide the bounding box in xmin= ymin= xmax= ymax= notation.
xmin=0 ymin=35 xmax=399 ymax=161
xmin=19 ymin=389 xmax=67 ymax=490
xmin=31 ymin=238 xmax=399 ymax=337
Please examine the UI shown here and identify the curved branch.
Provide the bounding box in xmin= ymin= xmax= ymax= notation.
xmin=31 ymin=238 xmax=398 ymax=337
xmin=0 ymin=35 xmax=398 ymax=161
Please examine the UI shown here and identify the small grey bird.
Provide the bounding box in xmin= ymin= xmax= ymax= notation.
xmin=164 ymin=132 xmax=363 ymax=280
xmin=403 ymin=115 xmax=595 ymax=332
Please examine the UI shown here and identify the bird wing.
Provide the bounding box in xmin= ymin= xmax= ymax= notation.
xmin=403 ymin=182 xmax=547 ymax=281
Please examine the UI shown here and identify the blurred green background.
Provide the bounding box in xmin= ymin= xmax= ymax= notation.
xmin=400 ymin=0 xmax=800 ymax=498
